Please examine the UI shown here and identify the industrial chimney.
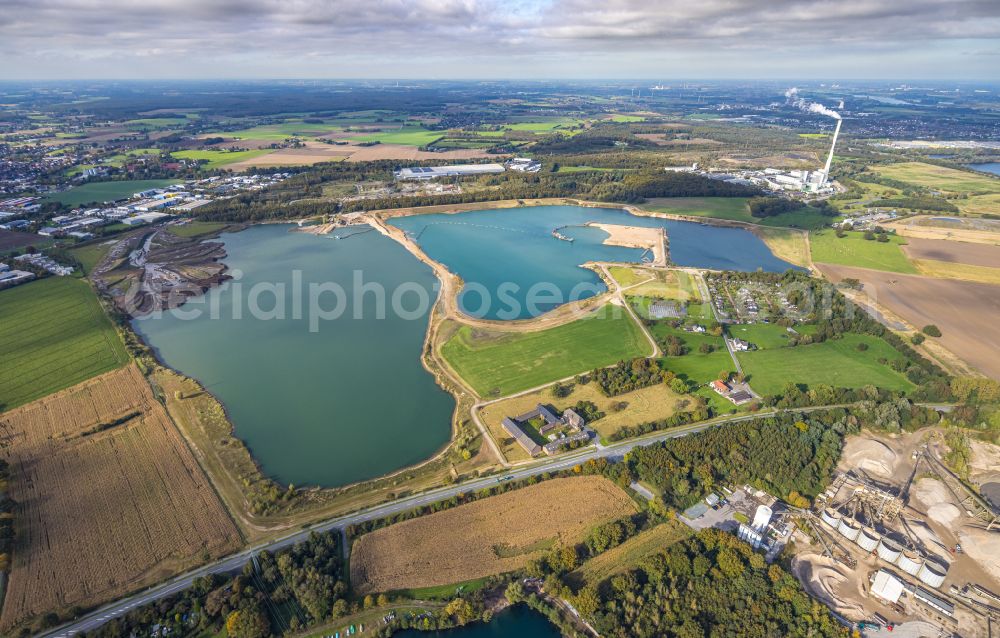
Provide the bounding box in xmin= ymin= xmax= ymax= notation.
xmin=822 ymin=119 xmax=842 ymax=185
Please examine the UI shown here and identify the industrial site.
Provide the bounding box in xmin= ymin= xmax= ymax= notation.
xmin=793 ymin=431 xmax=1000 ymax=636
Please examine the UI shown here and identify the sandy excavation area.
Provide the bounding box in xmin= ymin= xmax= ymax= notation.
xmin=887 ymin=216 xmax=1000 ymax=246
xmin=842 ymin=437 xmax=899 ymax=478
xmin=792 ymin=553 xmax=866 ymax=620
xmin=588 ymin=222 xmax=667 ymax=266
xmin=819 ymin=263 xmax=1000 ymax=380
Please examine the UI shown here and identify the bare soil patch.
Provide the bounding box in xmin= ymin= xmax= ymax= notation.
xmin=0 ymin=230 xmax=41 ymax=251
xmin=350 ymin=476 xmax=635 ymax=594
xmin=345 ymin=144 xmax=491 ymax=162
xmin=901 ymin=237 xmax=1000 ymax=268
xmin=818 ymin=263 xmax=1000 ymax=380
xmin=0 ymin=365 xmax=241 ymax=630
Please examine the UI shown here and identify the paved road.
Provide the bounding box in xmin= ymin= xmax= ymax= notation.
xmin=40 ymin=405 xmax=848 ymax=638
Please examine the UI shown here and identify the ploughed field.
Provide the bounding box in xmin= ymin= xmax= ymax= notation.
xmin=0 ymin=365 xmax=241 ymax=630
xmin=0 ymin=277 xmax=130 ymax=410
xmin=350 ymin=476 xmax=635 ymax=594
xmin=819 ymin=264 xmax=1000 ymax=380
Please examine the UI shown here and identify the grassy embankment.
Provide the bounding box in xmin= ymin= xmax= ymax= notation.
xmin=0 ymin=277 xmax=129 ymax=410
xmin=441 ymin=305 xmax=649 ymax=397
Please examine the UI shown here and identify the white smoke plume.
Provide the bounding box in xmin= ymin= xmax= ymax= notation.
xmin=784 ymin=87 xmax=841 ymax=120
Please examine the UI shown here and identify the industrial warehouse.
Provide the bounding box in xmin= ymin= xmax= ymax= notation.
xmin=393 ymin=163 xmax=506 ymax=180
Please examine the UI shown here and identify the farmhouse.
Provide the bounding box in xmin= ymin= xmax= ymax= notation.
xmin=502 ymin=403 xmax=589 ymax=456
xmin=711 ymin=380 xmax=730 ymax=394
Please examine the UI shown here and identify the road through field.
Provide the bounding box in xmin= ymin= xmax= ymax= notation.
xmin=40 ymin=405 xmax=852 ymax=638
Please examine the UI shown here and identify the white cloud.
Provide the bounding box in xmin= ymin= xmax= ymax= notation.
xmin=0 ymin=0 xmax=997 ymax=78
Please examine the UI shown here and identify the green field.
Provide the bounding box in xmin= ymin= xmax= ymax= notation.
xmin=354 ymin=127 xmax=444 ymax=146
xmin=171 ymin=149 xmax=274 ymax=169
xmin=503 ymin=118 xmax=583 ymax=133
xmin=0 ymin=278 xmax=130 ymax=411
xmin=609 ymin=114 xmax=646 ymax=123
xmin=440 ymin=306 xmax=649 ymax=397
xmin=644 ymin=197 xmax=831 ymax=230
xmin=739 ymin=333 xmax=914 ymax=396
xmin=875 ymin=162 xmax=1000 ymax=195
xmin=220 ymin=120 xmax=350 ymax=140
xmin=125 ymin=117 xmax=192 ymax=129
xmin=727 ymin=323 xmax=796 ymax=350
xmin=46 ymin=179 xmax=182 ymax=207
xmin=167 ymin=221 xmax=230 ymax=238
xmin=70 ymin=240 xmax=116 ymax=274
xmin=809 ymin=230 xmax=917 ymax=273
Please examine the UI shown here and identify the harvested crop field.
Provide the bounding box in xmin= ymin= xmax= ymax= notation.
xmin=901 ymin=237 xmax=1000 ymax=268
xmin=350 ymin=476 xmax=635 ymax=594
xmin=0 ymin=365 xmax=241 ymax=630
xmin=819 ymin=263 xmax=1000 ymax=380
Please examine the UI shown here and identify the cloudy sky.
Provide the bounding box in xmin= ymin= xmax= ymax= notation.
xmin=1 ymin=0 xmax=998 ymax=80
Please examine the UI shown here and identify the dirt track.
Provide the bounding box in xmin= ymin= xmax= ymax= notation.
xmin=819 ymin=263 xmax=1000 ymax=380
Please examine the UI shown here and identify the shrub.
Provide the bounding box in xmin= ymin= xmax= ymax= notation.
xmin=922 ymin=325 xmax=942 ymax=337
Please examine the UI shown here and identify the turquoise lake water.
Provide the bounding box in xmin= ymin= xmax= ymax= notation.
xmin=133 ymin=224 xmax=455 ymax=488
xmin=969 ymin=162 xmax=1000 ymax=177
xmin=390 ymin=204 xmax=800 ymax=320
xmin=394 ymin=606 xmax=559 ymax=638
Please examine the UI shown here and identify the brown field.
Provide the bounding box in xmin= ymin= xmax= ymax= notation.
xmin=887 ymin=216 xmax=1000 ymax=246
xmin=344 ymin=144 xmax=490 ymax=162
xmin=350 ymin=476 xmax=635 ymax=594
xmin=901 ymin=236 xmax=1000 ymax=268
xmin=818 ymin=264 xmax=1000 ymax=380
xmin=0 ymin=230 xmax=41 ymax=251
xmin=0 ymin=365 xmax=241 ymax=630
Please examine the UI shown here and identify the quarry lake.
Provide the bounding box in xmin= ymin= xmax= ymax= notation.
xmin=395 ymin=606 xmax=559 ymax=638
xmin=390 ymin=204 xmax=800 ymax=319
xmin=134 ymin=205 xmax=796 ymax=487
xmin=134 ymin=224 xmax=455 ymax=487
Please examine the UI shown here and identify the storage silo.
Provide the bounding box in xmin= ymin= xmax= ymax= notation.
xmin=753 ymin=505 xmax=773 ymax=531
xmin=838 ymin=517 xmax=861 ymax=542
xmin=877 ymin=537 xmax=902 ymax=563
xmin=821 ymin=508 xmax=840 ymax=528
xmin=896 ymin=550 xmax=923 ymax=576
xmin=857 ymin=527 xmax=881 ymax=553
xmin=917 ymin=561 xmax=947 ymax=589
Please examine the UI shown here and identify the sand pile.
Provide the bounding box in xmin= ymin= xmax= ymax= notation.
xmin=970 ymin=440 xmax=1000 ymax=483
xmin=842 ymin=437 xmax=898 ymax=477
xmin=791 ymin=553 xmax=865 ymax=620
xmin=927 ymin=503 xmax=962 ymax=528
xmin=911 ymin=477 xmax=951 ymax=511
xmin=958 ymin=527 xmax=1000 ymax=583
xmin=907 ymin=519 xmax=952 ymax=561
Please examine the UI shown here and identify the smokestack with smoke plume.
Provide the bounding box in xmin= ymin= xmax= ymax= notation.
xmin=823 ymin=119 xmax=842 ymax=185
xmin=785 ymin=87 xmax=841 ymax=120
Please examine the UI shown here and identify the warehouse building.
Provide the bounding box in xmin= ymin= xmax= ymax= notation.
xmin=394 ymin=164 xmax=505 ymax=180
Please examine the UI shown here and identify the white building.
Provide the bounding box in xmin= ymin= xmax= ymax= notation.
xmin=870 ymin=569 xmax=905 ymax=604
xmin=394 ymin=164 xmax=505 ymax=180
xmin=507 ymin=158 xmax=542 ymax=173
